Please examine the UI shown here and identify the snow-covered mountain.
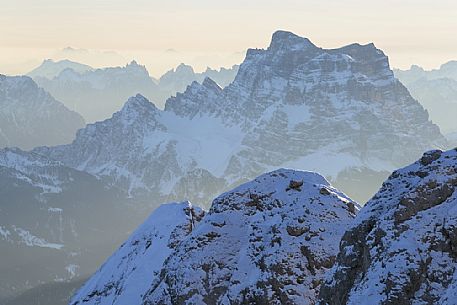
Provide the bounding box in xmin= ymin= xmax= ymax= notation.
xmin=319 ymin=148 xmax=457 ymax=304
xmin=28 ymin=59 xmax=93 ymax=79
xmin=35 ymin=30 xmax=446 ymax=204
xmin=0 ymin=75 xmax=85 ymax=149
xmin=71 ymin=169 xmax=359 ymax=305
xmin=0 ymin=148 xmax=139 ymax=299
xmin=394 ymin=62 xmax=457 ymax=133
xmin=70 ymin=202 xmax=205 ymax=305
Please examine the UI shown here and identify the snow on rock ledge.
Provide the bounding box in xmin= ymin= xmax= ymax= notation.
xmin=143 ymin=169 xmax=359 ymax=305
xmin=319 ymin=148 xmax=457 ymax=305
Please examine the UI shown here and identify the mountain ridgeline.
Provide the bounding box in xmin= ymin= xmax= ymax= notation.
xmin=30 ymin=60 xmax=239 ymax=123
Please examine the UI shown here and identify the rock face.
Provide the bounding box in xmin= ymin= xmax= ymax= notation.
xmin=141 ymin=169 xmax=359 ymax=305
xmin=394 ymin=62 xmax=457 ymax=134
xmin=69 ymin=202 xmax=205 ymax=305
xmin=319 ymin=148 xmax=457 ymax=305
xmin=35 ymin=31 xmax=445 ymax=204
xmin=0 ymin=148 xmax=135 ymax=298
xmin=0 ymin=75 xmax=85 ymax=149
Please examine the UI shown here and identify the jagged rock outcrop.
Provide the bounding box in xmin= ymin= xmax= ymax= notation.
xmin=70 ymin=202 xmax=205 ymax=305
xmin=319 ymin=148 xmax=457 ymax=305
xmin=0 ymin=75 xmax=85 ymax=149
xmin=142 ymin=169 xmax=359 ymax=305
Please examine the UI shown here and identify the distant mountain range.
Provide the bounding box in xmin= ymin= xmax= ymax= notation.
xmin=394 ymin=62 xmax=457 ymax=135
xmin=29 ymin=60 xmax=239 ymax=123
xmin=28 ymin=59 xmax=93 ymax=79
xmin=0 ymin=30 xmax=451 ymax=302
xmin=34 ymin=31 xmax=446 ymax=205
xmin=0 ymin=75 xmax=85 ymax=150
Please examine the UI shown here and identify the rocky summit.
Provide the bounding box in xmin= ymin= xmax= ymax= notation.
xmin=71 ymin=169 xmax=360 ymax=305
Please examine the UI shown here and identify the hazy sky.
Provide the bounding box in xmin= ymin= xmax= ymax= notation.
xmin=1 ymin=0 xmax=456 ymax=76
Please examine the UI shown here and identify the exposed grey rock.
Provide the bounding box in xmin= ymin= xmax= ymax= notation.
xmin=319 ymin=148 xmax=457 ymax=305
xmin=143 ymin=169 xmax=359 ymax=305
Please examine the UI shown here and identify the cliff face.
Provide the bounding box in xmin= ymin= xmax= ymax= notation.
xmin=319 ymin=148 xmax=457 ymax=305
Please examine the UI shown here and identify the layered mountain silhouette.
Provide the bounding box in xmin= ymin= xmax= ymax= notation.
xmin=395 ymin=62 xmax=457 ymax=136
xmin=29 ymin=60 xmax=239 ymax=123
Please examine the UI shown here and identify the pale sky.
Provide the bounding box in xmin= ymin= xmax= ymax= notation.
xmin=1 ymin=0 xmax=456 ymax=77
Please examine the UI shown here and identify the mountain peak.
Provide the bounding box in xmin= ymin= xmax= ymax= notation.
xmin=127 ymin=60 xmax=140 ymax=67
xmin=269 ymin=30 xmax=317 ymax=51
xmin=121 ymin=94 xmax=157 ymax=113
xmin=175 ymin=63 xmax=195 ymax=74
xmin=201 ymin=77 xmax=222 ymax=92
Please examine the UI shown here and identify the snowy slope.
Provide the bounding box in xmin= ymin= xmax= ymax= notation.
xmin=142 ymin=169 xmax=359 ymax=304
xmin=69 ymin=202 xmax=205 ymax=305
xmin=0 ymin=75 xmax=85 ymax=149
xmin=319 ymin=148 xmax=457 ymax=304
xmin=35 ymin=31 xmax=446 ymax=204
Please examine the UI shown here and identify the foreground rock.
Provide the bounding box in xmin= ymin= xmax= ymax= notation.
xmin=70 ymin=169 xmax=359 ymax=305
xmin=319 ymin=148 xmax=457 ymax=304
xmin=143 ymin=169 xmax=359 ymax=304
